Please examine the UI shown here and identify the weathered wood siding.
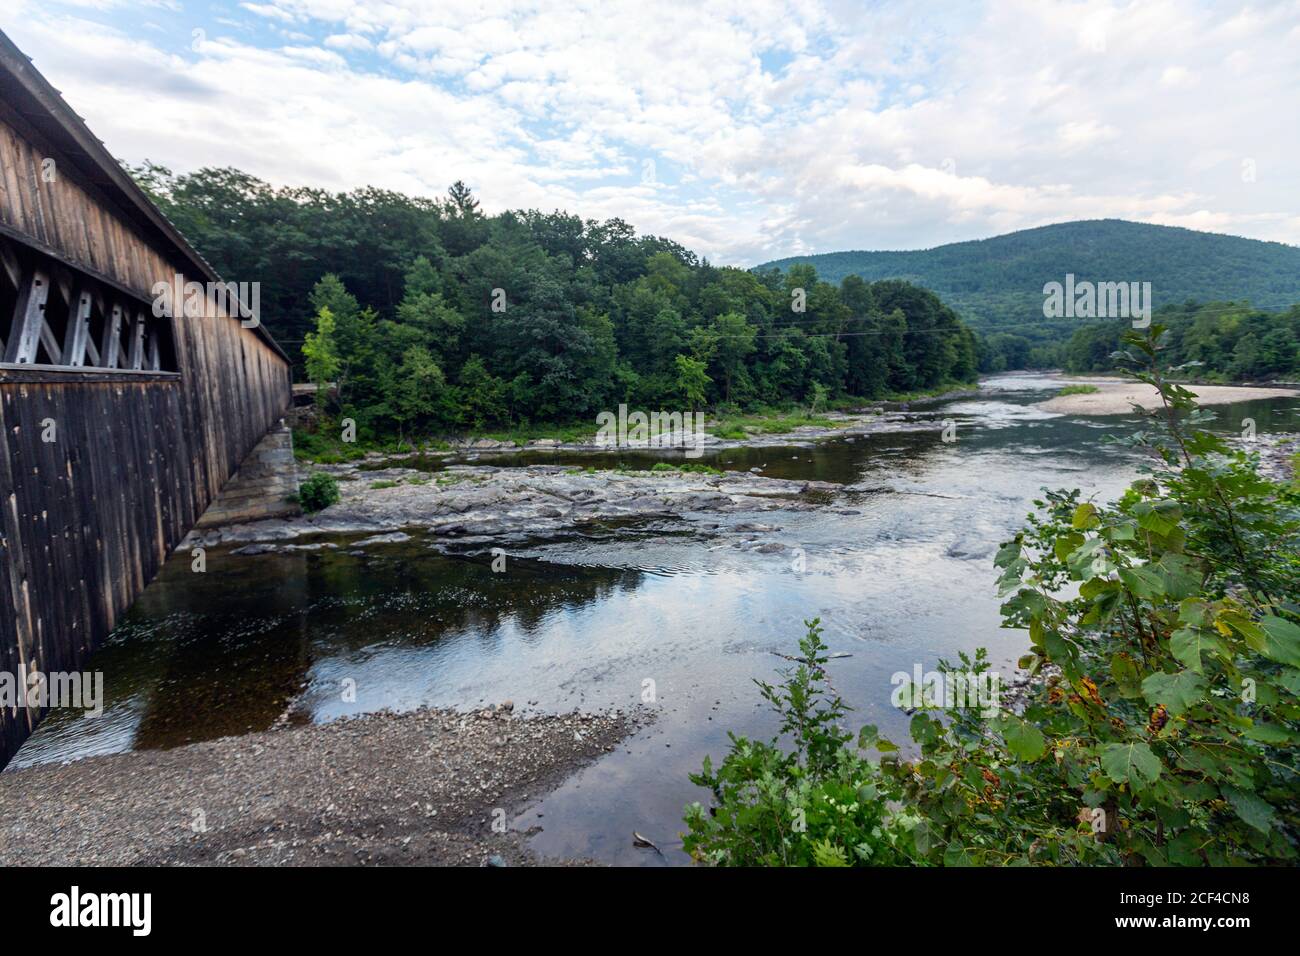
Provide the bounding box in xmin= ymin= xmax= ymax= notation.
xmin=0 ymin=108 xmax=290 ymax=767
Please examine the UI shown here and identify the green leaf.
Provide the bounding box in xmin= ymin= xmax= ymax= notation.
xmin=1244 ymin=723 xmax=1297 ymax=745
xmin=1170 ymin=627 xmax=1223 ymax=674
xmin=1053 ymin=531 xmax=1084 ymax=563
xmin=1071 ymin=503 xmax=1099 ymax=529
xmin=1155 ymin=554 xmax=1201 ymax=600
xmin=1000 ymin=717 xmax=1046 ymax=762
xmin=1141 ymin=669 xmax=1207 ymax=717
xmin=1135 ymin=505 xmax=1175 ymax=536
xmin=1119 ymin=565 xmax=1166 ymax=600
xmin=1259 ymin=616 xmax=1300 ymax=668
xmin=1178 ymin=599 xmax=1209 ymax=627
xmin=811 ymin=839 xmax=850 ymax=867
xmin=1110 ymin=652 xmax=1143 ymax=698
xmin=858 ymin=724 xmax=898 ymax=753
xmin=993 ymin=540 xmax=1021 ymax=569
xmin=942 ymin=842 xmax=977 ymax=866
xmin=1222 ymin=786 xmax=1277 ymax=833
xmin=1219 ymin=611 xmax=1266 ymax=650
xmin=1079 ymin=577 xmax=1114 ymax=600
xmin=1100 ymin=742 xmax=1162 ymax=787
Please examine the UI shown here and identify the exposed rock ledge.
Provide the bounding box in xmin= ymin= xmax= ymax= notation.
xmin=182 ymin=462 xmax=841 ymax=551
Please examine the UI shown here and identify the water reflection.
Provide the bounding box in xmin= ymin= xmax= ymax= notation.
xmin=11 ymin=545 xmax=644 ymax=767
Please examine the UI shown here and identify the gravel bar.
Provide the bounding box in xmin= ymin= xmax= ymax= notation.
xmin=0 ymin=706 xmax=646 ymax=867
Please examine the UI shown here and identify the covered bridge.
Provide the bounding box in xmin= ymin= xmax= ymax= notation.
xmin=0 ymin=30 xmax=292 ymax=767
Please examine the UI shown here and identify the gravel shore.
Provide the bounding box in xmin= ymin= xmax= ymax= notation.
xmin=0 ymin=706 xmax=646 ymax=866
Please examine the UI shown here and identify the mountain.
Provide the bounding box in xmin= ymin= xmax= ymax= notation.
xmin=757 ymin=220 xmax=1300 ymax=335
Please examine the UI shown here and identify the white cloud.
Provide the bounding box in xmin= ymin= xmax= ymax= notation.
xmin=323 ymin=33 xmax=374 ymax=52
xmin=4 ymin=0 xmax=1298 ymax=265
xmin=239 ymin=3 xmax=297 ymax=23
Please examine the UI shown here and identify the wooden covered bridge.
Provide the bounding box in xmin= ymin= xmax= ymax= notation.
xmin=0 ymin=30 xmax=293 ymax=768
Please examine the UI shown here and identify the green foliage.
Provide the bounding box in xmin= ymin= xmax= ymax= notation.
xmin=302 ymin=306 xmax=340 ymax=390
xmin=291 ymin=427 xmax=367 ymax=464
xmin=762 ymin=219 xmax=1300 ymax=372
xmin=673 ymin=354 xmax=711 ymax=410
xmin=295 ymin=472 xmax=340 ymax=513
xmin=647 ymin=461 xmax=725 ymax=474
xmin=706 ymin=408 xmax=845 ymax=439
xmin=683 ymin=620 xmax=903 ymax=866
xmin=1064 ymin=301 xmax=1300 ymax=382
xmin=896 ymin=326 xmax=1300 ymax=865
xmin=1057 ymin=384 xmax=1100 ymax=395
xmin=688 ymin=327 xmax=1300 ymax=866
xmin=128 ymin=164 xmax=981 ymax=441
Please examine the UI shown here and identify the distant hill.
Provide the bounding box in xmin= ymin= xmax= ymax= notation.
xmin=758 ymin=220 xmax=1300 ymax=334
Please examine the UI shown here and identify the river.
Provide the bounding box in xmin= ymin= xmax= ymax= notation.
xmin=13 ymin=372 xmax=1300 ymax=864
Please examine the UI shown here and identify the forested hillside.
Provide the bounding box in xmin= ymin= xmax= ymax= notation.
xmin=1064 ymin=301 xmax=1300 ymax=382
xmin=133 ymin=165 xmax=978 ymax=440
xmin=761 ymin=220 xmax=1300 ymax=370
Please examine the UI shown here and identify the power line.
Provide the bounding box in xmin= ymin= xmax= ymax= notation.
xmin=271 ymin=302 xmax=1293 ymax=346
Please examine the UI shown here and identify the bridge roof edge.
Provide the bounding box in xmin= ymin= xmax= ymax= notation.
xmin=0 ymin=28 xmax=290 ymax=365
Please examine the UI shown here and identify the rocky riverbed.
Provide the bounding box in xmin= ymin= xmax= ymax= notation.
xmin=188 ymin=390 xmax=995 ymax=554
xmin=183 ymin=461 xmax=845 ymax=554
xmin=0 ymin=706 xmax=646 ymax=866
xmin=1253 ymin=432 xmax=1299 ymax=483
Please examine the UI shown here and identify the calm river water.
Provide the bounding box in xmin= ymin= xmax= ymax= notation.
xmin=13 ymin=373 xmax=1300 ymax=864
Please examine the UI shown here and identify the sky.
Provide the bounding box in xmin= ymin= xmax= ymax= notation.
xmin=3 ymin=0 xmax=1298 ymax=266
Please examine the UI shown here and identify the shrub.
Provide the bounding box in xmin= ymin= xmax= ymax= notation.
xmin=296 ymin=472 xmax=340 ymax=513
xmin=1057 ymin=383 xmax=1100 ymax=395
xmin=683 ymin=620 xmax=904 ymax=866
xmin=687 ymin=325 xmax=1300 ymax=866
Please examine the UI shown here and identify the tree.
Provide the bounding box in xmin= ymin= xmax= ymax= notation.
xmin=395 ymin=256 xmax=465 ymax=364
xmin=441 ymin=181 xmax=488 ymax=256
xmin=130 ymin=165 xmax=992 ymax=441
xmin=673 ymin=354 xmax=711 ymax=410
xmin=389 ymin=346 xmax=445 ymax=438
xmin=302 ymin=306 xmax=340 ymax=389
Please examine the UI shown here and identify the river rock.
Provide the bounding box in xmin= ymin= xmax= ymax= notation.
xmin=354 ymin=532 xmax=412 ymax=547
